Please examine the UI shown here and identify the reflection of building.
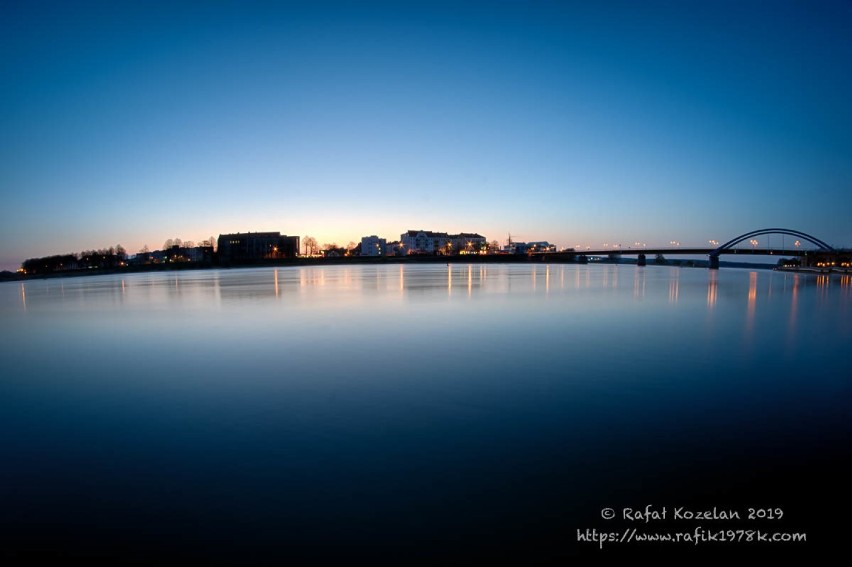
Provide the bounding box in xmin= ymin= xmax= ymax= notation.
xmin=360 ymin=235 xmax=387 ymax=257
xmin=401 ymin=230 xmax=486 ymax=255
xmin=217 ymin=232 xmax=300 ymax=263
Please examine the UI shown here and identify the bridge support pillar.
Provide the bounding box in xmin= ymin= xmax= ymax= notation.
xmin=709 ymin=255 xmax=719 ymax=270
xmin=637 ymin=253 xmax=646 ymax=267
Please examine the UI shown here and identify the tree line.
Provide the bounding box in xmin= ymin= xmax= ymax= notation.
xmin=22 ymin=245 xmax=128 ymax=274
xmin=301 ymin=236 xmax=358 ymax=256
xmin=21 ymin=236 xmax=219 ymax=274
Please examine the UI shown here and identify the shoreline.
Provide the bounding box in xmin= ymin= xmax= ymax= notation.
xmin=4 ymin=254 xmax=843 ymax=283
xmin=3 ymin=254 xmax=532 ymax=282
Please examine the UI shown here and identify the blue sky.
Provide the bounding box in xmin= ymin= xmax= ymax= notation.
xmin=2 ymin=0 xmax=851 ymax=269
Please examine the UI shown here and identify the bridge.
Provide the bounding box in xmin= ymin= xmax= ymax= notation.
xmin=537 ymin=228 xmax=843 ymax=270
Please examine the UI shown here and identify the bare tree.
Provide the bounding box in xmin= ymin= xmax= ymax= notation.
xmin=303 ymin=236 xmax=317 ymax=256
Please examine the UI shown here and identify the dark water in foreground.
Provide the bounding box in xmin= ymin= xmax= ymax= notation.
xmin=1 ymin=264 xmax=850 ymax=564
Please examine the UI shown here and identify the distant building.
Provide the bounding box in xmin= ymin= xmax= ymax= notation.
xmin=164 ymin=244 xmax=214 ymax=263
xmin=401 ymin=230 xmax=446 ymax=255
xmin=360 ymin=235 xmax=387 ymax=257
xmin=450 ymin=233 xmax=487 ymax=254
xmin=322 ymin=246 xmax=346 ymax=258
xmin=385 ymin=241 xmax=405 ymax=256
xmin=503 ymin=241 xmax=529 ymax=255
xmin=527 ymin=241 xmax=557 ymax=253
xmin=132 ymin=245 xmax=213 ymax=265
xmin=401 ymin=230 xmax=486 ymax=255
xmin=130 ymin=251 xmax=154 ymax=265
xmin=217 ymin=232 xmax=300 ymax=263
xmin=185 ymin=245 xmax=214 ymax=263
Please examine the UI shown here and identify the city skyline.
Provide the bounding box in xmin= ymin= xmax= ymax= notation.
xmin=3 ymin=0 xmax=852 ymax=271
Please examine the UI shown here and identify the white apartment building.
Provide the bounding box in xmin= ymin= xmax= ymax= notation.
xmin=360 ymin=235 xmax=387 ymax=257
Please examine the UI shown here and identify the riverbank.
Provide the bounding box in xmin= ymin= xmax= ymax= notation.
xmin=1 ymin=253 xmax=832 ymax=283
xmin=2 ymin=254 xmax=534 ymax=282
xmin=775 ymin=265 xmax=851 ymax=275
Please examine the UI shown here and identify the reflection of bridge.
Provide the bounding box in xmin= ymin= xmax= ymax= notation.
xmin=538 ymin=228 xmax=842 ymax=270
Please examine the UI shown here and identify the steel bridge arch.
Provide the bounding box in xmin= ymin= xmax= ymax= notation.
xmin=710 ymin=228 xmax=834 ymax=257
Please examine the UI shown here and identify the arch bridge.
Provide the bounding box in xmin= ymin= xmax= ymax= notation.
xmin=538 ymin=228 xmax=839 ymax=269
xmin=708 ymin=228 xmax=834 ymax=269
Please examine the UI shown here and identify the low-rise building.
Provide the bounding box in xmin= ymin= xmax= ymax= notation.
xmin=504 ymin=241 xmax=529 ymax=254
xmin=401 ymin=230 xmax=447 ymax=254
xmin=322 ymin=247 xmax=346 ymax=258
xmin=360 ymin=235 xmax=387 ymax=257
xmin=527 ymin=241 xmax=557 ymax=253
xmin=401 ymin=230 xmax=486 ymax=255
xmin=217 ymin=232 xmax=300 ymax=263
xmin=384 ymin=241 xmax=405 ymax=256
xmin=451 ymin=233 xmax=487 ymax=254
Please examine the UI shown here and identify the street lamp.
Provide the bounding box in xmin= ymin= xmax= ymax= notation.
xmin=750 ymin=239 xmax=758 ymax=250
xmin=709 ymin=240 xmax=718 ymax=246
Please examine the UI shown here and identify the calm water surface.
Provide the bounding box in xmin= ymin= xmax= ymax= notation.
xmin=1 ymin=264 xmax=850 ymax=563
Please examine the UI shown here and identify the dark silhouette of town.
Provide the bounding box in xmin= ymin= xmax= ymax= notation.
xmin=15 ymin=229 xmax=560 ymax=277
xmin=10 ymin=227 xmax=850 ymax=280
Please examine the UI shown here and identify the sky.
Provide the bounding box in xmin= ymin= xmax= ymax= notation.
xmin=1 ymin=0 xmax=851 ymax=269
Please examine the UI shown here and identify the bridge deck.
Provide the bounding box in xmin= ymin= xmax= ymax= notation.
xmin=537 ymin=248 xmax=813 ymax=257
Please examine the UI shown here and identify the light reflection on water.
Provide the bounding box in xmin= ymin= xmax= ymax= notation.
xmin=706 ymin=269 xmax=717 ymax=308
xmin=1 ymin=264 xmax=850 ymax=562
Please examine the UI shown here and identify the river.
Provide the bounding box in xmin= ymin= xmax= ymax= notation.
xmin=1 ymin=264 xmax=849 ymax=562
